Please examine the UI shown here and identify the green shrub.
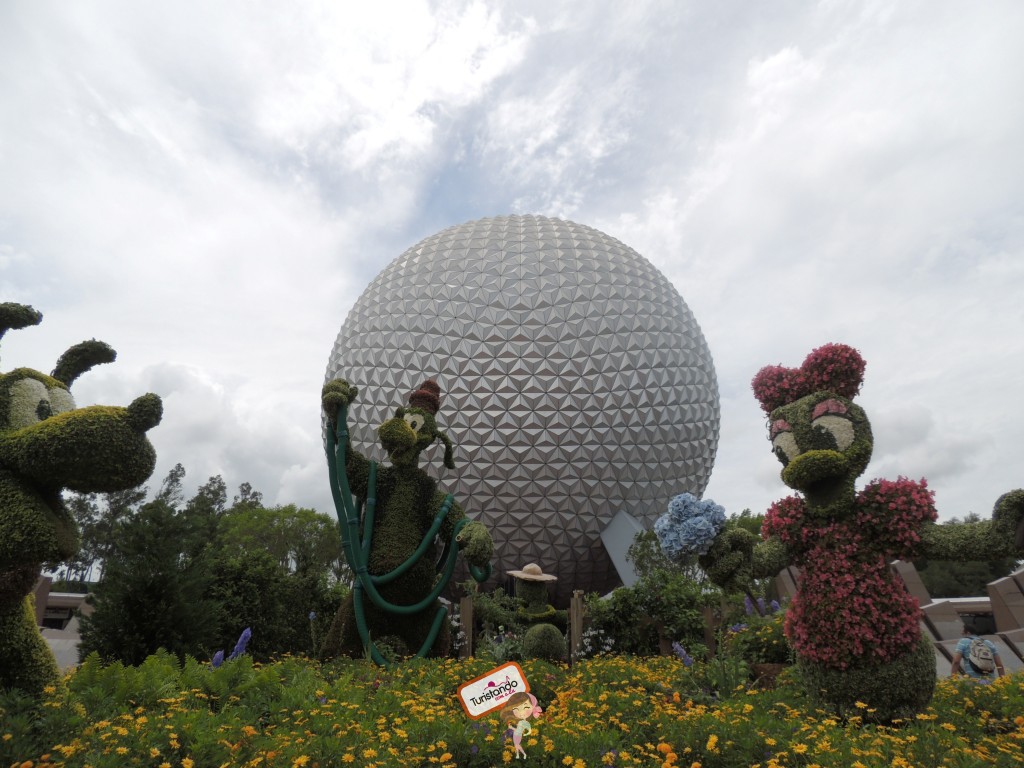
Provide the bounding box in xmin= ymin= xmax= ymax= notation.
xmin=797 ymin=632 xmax=937 ymax=722
xmin=521 ymin=623 xmax=566 ymax=661
xmin=77 ymin=500 xmax=220 ymax=665
xmin=584 ymin=569 xmax=714 ymax=656
xmin=724 ymin=609 xmax=792 ymax=665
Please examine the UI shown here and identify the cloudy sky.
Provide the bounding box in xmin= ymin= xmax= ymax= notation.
xmin=3 ymin=0 xmax=1022 ymax=529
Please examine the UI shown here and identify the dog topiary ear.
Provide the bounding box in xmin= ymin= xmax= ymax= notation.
xmin=52 ymin=340 xmax=117 ymax=386
xmin=0 ymin=303 xmax=43 ymax=364
xmin=437 ymin=431 xmax=454 ymax=469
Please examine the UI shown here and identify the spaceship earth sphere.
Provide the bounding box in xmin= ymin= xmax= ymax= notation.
xmin=325 ymin=215 xmax=720 ymax=603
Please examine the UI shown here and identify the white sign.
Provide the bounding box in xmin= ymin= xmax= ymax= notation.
xmin=457 ymin=661 xmax=530 ymax=719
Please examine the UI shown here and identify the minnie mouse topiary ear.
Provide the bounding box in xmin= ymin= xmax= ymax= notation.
xmin=751 ymin=365 xmax=809 ymax=414
xmin=801 ymin=343 xmax=865 ymax=400
xmin=752 ymin=343 xmax=866 ymax=413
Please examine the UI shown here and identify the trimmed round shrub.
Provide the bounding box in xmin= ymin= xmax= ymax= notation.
xmin=521 ymin=623 xmax=566 ymax=662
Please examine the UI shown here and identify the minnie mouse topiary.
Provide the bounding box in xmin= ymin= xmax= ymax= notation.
xmin=0 ymin=303 xmax=162 ymax=695
xmin=696 ymin=343 xmax=1024 ymax=720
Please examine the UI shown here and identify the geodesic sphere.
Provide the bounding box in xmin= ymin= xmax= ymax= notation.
xmin=325 ymin=215 xmax=719 ymax=604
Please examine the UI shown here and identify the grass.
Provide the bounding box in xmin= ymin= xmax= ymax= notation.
xmin=2 ymin=652 xmax=1022 ymax=768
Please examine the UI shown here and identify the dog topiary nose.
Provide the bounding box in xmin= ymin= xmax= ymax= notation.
xmin=127 ymin=393 xmax=162 ymax=432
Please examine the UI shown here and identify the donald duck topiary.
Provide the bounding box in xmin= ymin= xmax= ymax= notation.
xmin=0 ymin=303 xmax=162 ymax=696
xmin=691 ymin=343 xmax=1024 ymax=720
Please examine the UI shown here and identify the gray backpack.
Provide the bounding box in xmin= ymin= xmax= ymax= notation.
xmin=967 ymin=636 xmax=995 ymax=674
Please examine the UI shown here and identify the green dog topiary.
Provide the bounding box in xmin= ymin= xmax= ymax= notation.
xmin=0 ymin=303 xmax=162 ymax=696
xmin=696 ymin=343 xmax=1024 ymax=720
xmin=320 ymin=377 xmax=493 ymax=664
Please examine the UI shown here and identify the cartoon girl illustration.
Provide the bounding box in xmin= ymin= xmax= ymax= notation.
xmin=500 ymin=691 xmax=542 ymax=760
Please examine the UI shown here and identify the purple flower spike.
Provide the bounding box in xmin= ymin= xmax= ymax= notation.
xmin=671 ymin=641 xmax=694 ymax=667
xmin=227 ymin=627 xmax=252 ymax=661
xmin=211 ymin=650 xmax=225 ymax=668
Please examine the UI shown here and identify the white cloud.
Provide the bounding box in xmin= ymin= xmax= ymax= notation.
xmin=3 ymin=0 xmax=1023 ymax=539
xmin=249 ymin=1 xmax=531 ymax=172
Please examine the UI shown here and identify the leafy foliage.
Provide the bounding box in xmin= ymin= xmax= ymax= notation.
xmin=0 ymin=303 xmax=161 ymax=696
xmin=584 ymin=531 xmax=718 ymax=657
xmin=723 ymin=607 xmax=792 ymax=665
xmin=73 ymin=465 xmax=348 ymax=665
xmin=731 ymin=508 xmax=766 ymax=537
xmin=217 ymin=503 xmax=346 ymax=581
xmin=210 ymin=551 xmax=344 ymax=660
xmin=77 ymin=499 xmax=221 ymax=665
xmin=917 ymin=556 xmax=1020 ymax=598
xmin=460 ymin=582 xmax=520 ymax=632
xmin=796 ymin=633 xmax=938 ymax=723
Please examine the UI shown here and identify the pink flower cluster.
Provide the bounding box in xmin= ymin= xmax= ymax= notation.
xmin=763 ymin=479 xmax=937 ymax=669
xmin=785 ymin=543 xmax=921 ymax=668
xmin=854 ymin=477 xmax=937 ymax=559
xmin=752 ymin=343 xmax=866 ymax=414
xmin=762 ymin=495 xmax=813 ymax=550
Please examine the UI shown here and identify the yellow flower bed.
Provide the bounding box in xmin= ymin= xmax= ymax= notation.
xmin=1 ymin=652 xmax=1022 ymax=767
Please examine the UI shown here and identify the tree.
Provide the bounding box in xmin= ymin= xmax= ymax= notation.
xmin=77 ymin=499 xmax=220 ymax=665
xmin=62 ymin=483 xmax=147 ymax=583
xmin=191 ymin=475 xmax=227 ymax=514
xmin=75 ymin=464 xmax=347 ymax=662
xmin=217 ymin=504 xmax=346 ymax=579
xmin=209 ymin=551 xmax=345 ymax=660
xmin=232 ymin=482 xmax=263 ymax=509
xmin=180 ymin=475 xmax=228 ymax=559
xmin=155 ymin=462 xmax=186 ymax=507
xmin=731 ymin=508 xmax=766 ymax=538
xmin=211 ymin=502 xmax=348 ymax=658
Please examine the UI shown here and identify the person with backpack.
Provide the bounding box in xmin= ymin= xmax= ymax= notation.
xmin=951 ymin=622 xmax=1005 ymax=680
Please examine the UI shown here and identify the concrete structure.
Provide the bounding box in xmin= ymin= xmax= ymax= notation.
xmin=33 ymin=576 xmax=89 ymax=671
xmin=989 ymin=569 xmax=1024 ymax=631
xmin=326 ymin=215 xmax=720 ymax=603
xmin=600 ymin=510 xmax=646 ymax=588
